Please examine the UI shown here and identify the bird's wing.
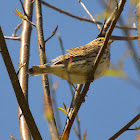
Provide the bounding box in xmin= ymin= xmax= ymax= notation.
xmin=49 ymin=43 xmax=100 ymax=65
xmin=66 ymin=39 xmax=102 ymax=55
xmin=67 ymin=44 xmax=100 ymax=56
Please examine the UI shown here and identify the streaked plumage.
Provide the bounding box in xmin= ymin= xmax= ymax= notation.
xmin=29 ymin=38 xmax=111 ymax=84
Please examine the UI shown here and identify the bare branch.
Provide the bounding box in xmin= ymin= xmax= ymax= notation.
xmin=118 ymin=17 xmax=140 ymax=76
xmin=61 ymin=0 xmax=126 ymax=139
xmin=110 ymin=35 xmax=138 ymax=40
xmin=19 ymin=0 xmax=27 ymax=16
xmin=12 ymin=22 xmax=22 ymax=37
xmin=18 ymin=0 xmax=33 ymax=139
xmin=26 ymin=18 xmax=36 ymax=27
xmin=93 ymin=0 xmax=126 ymax=79
xmin=35 ymin=0 xmax=59 ymax=139
xmin=45 ymin=25 xmax=58 ymax=43
xmin=41 ymin=1 xmax=136 ymax=31
xmin=51 ymin=79 xmax=62 ymax=134
xmin=98 ymin=0 xmax=120 ymax=37
xmin=76 ymin=112 xmax=82 ymax=139
xmin=0 ymin=26 xmax=42 ymax=140
xmin=4 ymin=36 xmax=20 ymax=40
xmin=109 ymin=113 xmax=140 ymax=140
xmin=78 ymin=0 xmax=101 ymax=31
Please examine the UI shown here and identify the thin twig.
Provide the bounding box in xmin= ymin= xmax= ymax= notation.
xmin=26 ymin=18 xmax=36 ymax=27
xmin=127 ymin=128 xmax=135 ymax=130
xmin=45 ymin=25 xmax=58 ymax=43
xmin=14 ymin=8 xmax=36 ymax=27
xmin=9 ymin=134 xmax=17 ymax=140
xmin=118 ymin=17 xmax=140 ymax=76
xmin=93 ymin=0 xmax=126 ymax=80
xmin=57 ymin=34 xmax=74 ymax=97
xmin=50 ymin=79 xmax=62 ymax=134
xmin=78 ymin=0 xmax=101 ymax=31
xmin=41 ymin=1 xmax=137 ymax=31
xmin=76 ymin=116 xmax=82 ymax=140
xmin=70 ymin=84 xmax=83 ymax=140
xmin=19 ymin=0 xmax=27 ymax=16
xmin=110 ymin=35 xmax=138 ymax=40
xmin=4 ymin=36 xmax=20 ymax=40
xmin=109 ymin=113 xmax=140 ymax=140
xmin=98 ymin=0 xmax=119 ymax=37
xmin=57 ymin=35 xmax=83 ymax=139
xmin=0 ymin=26 xmax=42 ymax=140
xmin=12 ymin=22 xmax=22 ymax=37
xmin=35 ymin=0 xmax=59 ymax=139
xmin=61 ymin=0 xmax=126 ymax=139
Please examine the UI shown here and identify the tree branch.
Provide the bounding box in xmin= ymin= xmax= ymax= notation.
xmin=109 ymin=113 xmax=140 ymax=140
xmin=118 ymin=17 xmax=140 ymax=76
xmin=19 ymin=0 xmax=27 ymax=16
xmin=110 ymin=35 xmax=138 ymax=40
xmin=0 ymin=26 xmax=42 ymax=140
xmin=35 ymin=0 xmax=59 ymax=139
xmin=45 ymin=25 xmax=58 ymax=43
xmin=41 ymin=1 xmax=136 ymax=31
xmin=61 ymin=0 xmax=126 ymax=139
xmin=18 ymin=0 xmax=33 ymax=139
xmin=78 ymin=0 xmax=101 ymax=31
xmin=12 ymin=22 xmax=22 ymax=37
xmin=4 ymin=36 xmax=20 ymax=40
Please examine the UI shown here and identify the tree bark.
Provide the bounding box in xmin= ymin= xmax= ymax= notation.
xmin=18 ymin=0 xmax=33 ymax=139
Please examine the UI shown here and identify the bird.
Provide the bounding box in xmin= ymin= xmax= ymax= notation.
xmin=29 ymin=37 xmax=113 ymax=84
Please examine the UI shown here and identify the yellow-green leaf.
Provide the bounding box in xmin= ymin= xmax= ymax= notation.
xmin=67 ymin=107 xmax=70 ymax=114
xmin=9 ymin=134 xmax=17 ymax=140
xmin=130 ymin=0 xmax=137 ymax=6
xmin=57 ymin=107 xmax=68 ymax=116
xmin=104 ymin=69 xmax=127 ymax=79
xmin=135 ymin=126 xmax=140 ymax=130
xmin=96 ymin=11 xmax=111 ymax=21
xmin=15 ymin=8 xmax=26 ymax=20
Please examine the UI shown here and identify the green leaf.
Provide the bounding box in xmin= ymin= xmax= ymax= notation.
xmin=135 ymin=125 xmax=140 ymax=130
xmin=57 ymin=107 xmax=68 ymax=116
xmin=9 ymin=134 xmax=17 ymax=140
xmin=130 ymin=0 xmax=137 ymax=6
xmin=14 ymin=8 xmax=27 ymax=20
xmin=95 ymin=11 xmax=111 ymax=21
xmin=67 ymin=107 xmax=70 ymax=114
xmin=104 ymin=69 xmax=128 ymax=79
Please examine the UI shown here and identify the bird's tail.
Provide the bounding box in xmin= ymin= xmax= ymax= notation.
xmin=28 ymin=65 xmax=51 ymax=76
